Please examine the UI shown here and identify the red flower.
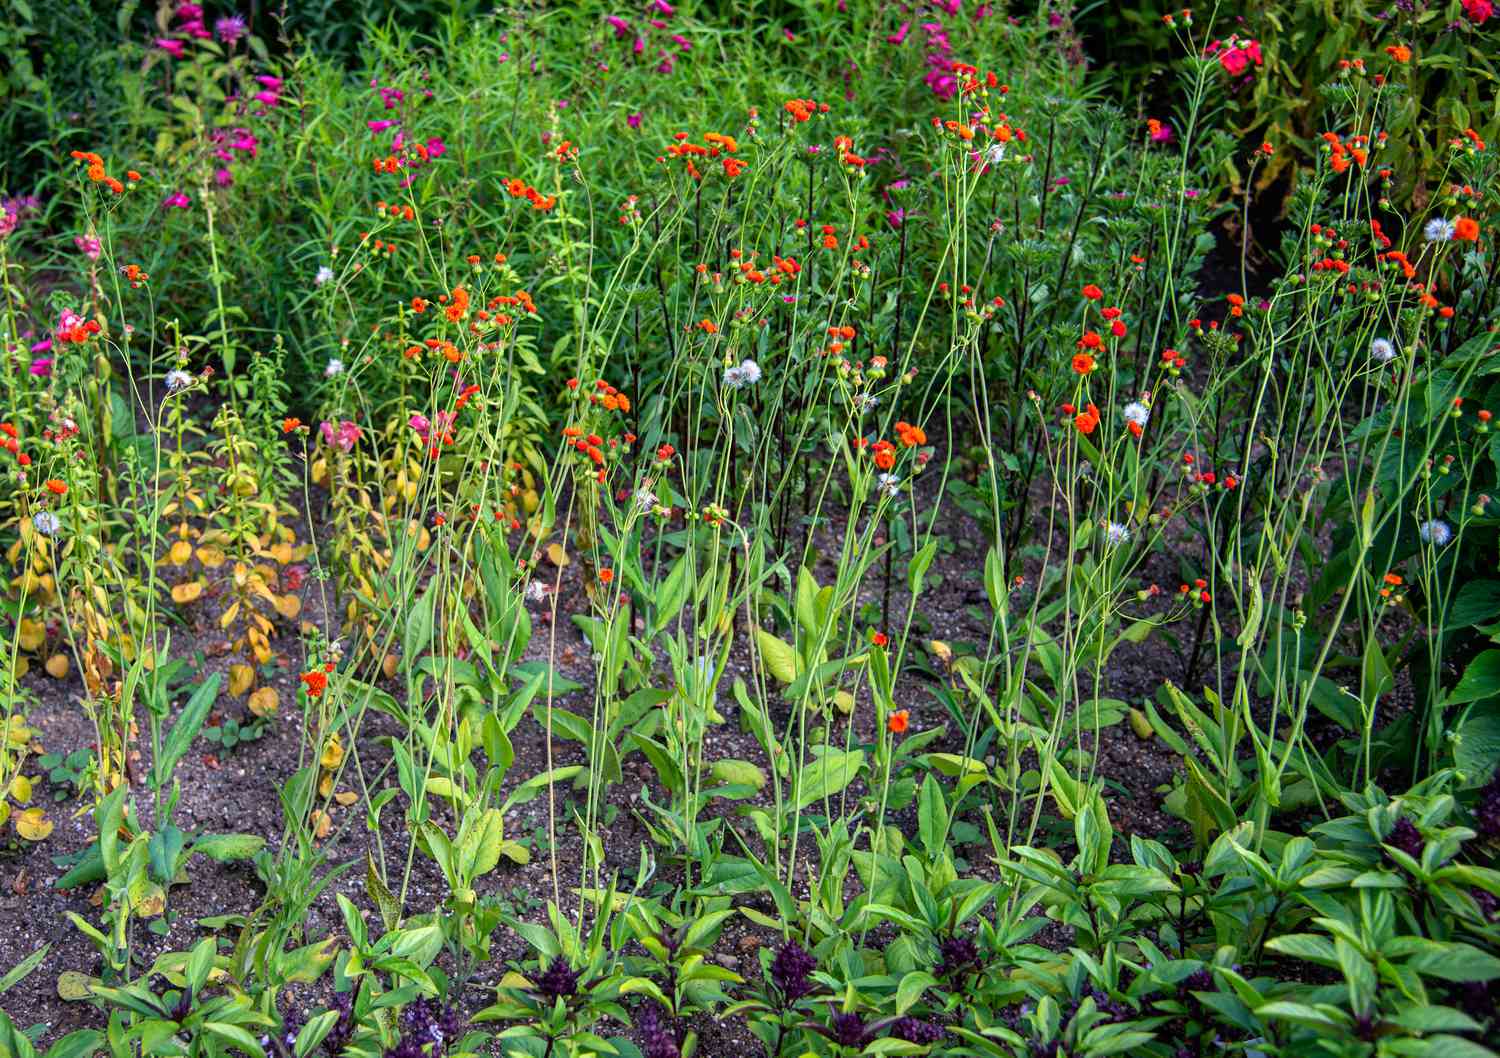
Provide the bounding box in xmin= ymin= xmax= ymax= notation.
xmin=1454 ymin=217 xmax=1480 ymax=242
xmin=301 ymin=670 xmax=328 ymax=698
xmin=887 ymin=709 xmax=910 ymax=734
xmin=598 ymin=568 xmax=614 ymax=585
xmin=44 ymin=479 xmax=67 ymax=495
xmin=871 ymin=631 xmax=889 ymax=647
xmin=1071 ymin=353 xmax=1095 ymax=375
xmin=1074 ymin=404 xmax=1100 ymax=435
xmin=1081 ymin=284 xmax=1103 ymax=300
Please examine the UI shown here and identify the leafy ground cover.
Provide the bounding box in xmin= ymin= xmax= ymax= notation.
xmin=0 ymin=2 xmax=1499 ymax=1057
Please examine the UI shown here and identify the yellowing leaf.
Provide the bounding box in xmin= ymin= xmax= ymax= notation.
xmin=334 ymin=790 xmax=358 ymax=806
xmin=321 ymin=735 xmax=344 ymax=770
xmin=274 ymin=593 xmax=302 ymax=620
xmin=228 ymin=663 xmax=255 ymax=696
xmin=171 ymin=580 xmax=204 ymax=604
xmin=168 ymin=540 xmax=194 ymax=565
xmin=196 ymin=545 xmax=226 ymax=569
xmin=546 ymin=542 xmax=569 ymax=567
xmin=9 ymin=774 xmax=33 ymax=804
xmin=44 ymin=654 xmax=69 ymax=679
xmin=219 ymin=600 xmax=241 ymax=629
xmin=15 ymin=806 xmax=53 ymax=840
xmin=248 ymin=687 xmax=279 ymax=717
xmin=753 ymin=630 xmax=798 ymax=684
xmin=310 ymin=809 xmax=332 ymax=840
xmin=57 ymin=971 xmax=97 ymax=1001
xmin=17 ymin=618 xmax=45 ymax=652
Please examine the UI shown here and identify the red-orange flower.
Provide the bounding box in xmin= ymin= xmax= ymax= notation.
xmin=44 ymin=479 xmax=67 ymax=495
xmin=598 ymin=568 xmax=614 ymax=585
xmin=1071 ymin=353 xmax=1095 ymax=375
xmin=1074 ymin=404 xmax=1100 ymax=435
xmin=1454 ymin=217 xmax=1480 ymax=242
xmin=300 ymin=669 xmax=328 ymax=698
xmin=887 ymin=709 xmax=910 ymax=734
xmin=282 ymin=417 xmax=302 ymax=433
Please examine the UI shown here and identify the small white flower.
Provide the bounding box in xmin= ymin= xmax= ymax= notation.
xmin=722 ymin=359 xmax=762 ymax=389
xmin=634 ymin=487 xmax=658 ymax=513
xmin=1424 ymin=217 xmax=1455 ymax=243
xmin=1369 ymin=337 xmax=1396 ymax=363
xmin=32 ymin=511 xmax=59 ymax=537
xmin=1122 ymin=401 xmax=1151 ymax=427
xmin=877 ymin=473 xmax=901 ymax=498
xmin=984 ymin=143 xmax=1007 ymax=166
xmin=854 ymin=392 xmax=881 ymax=411
xmin=525 ymin=580 xmax=548 ymax=603
xmin=165 ymin=369 xmax=193 ymax=392
xmin=315 ymin=265 xmax=335 ymax=286
xmin=324 ymin=358 xmax=345 ymax=378
xmin=1418 ymin=519 xmax=1452 ymax=547
xmin=1105 ymin=521 xmax=1131 ymax=545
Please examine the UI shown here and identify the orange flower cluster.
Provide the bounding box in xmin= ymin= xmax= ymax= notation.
xmin=823 ymin=323 xmax=855 ymax=356
xmin=1384 ymin=44 xmax=1411 ymax=63
xmin=895 ymin=421 xmax=926 ymax=448
xmin=441 ymin=285 xmax=470 ymax=323
xmin=483 ymin=289 xmax=537 ymax=326
xmin=783 ymin=98 xmax=829 ymax=122
xmin=503 ymin=177 xmax=556 ymax=211
xmin=833 ymin=134 xmax=866 ymax=168
xmin=1454 ymin=127 xmax=1486 ymax=152
xmin=725 ymin=249 xmax=801 ymax=286
xmin=300 ymin=662 xmax=335 ymax=698
xmin=122 ymin=264 xmax=149 ymax=288
xmin=0 ymin=423 xmax=31 ymax=468
xmin=871 ymin=439 xmax=897 ymax=470
xmin=1321 ymin=131 xmax=1372 ymax=174
xmin=373 ymin=155 xmax=403 ymax=174
xmin=69 ymin=151 xmax=133 ymax=194
xmin=661 ymin=131 xmax=747 ymax=181
xmin=376 ymin=201 xmax=416 ymax=222
xmin=1064 ymin=402 xmax=1100 ymax=436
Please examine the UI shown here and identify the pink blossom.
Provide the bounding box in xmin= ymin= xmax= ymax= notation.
xmin=320 ymin=420 xmax=363 ymax=452
xmin=255 ymin=75 xmax=283 ymax=90
xmin=408 ymin=414 xmax=431 ymax=437
xmin=29 ymin=358 xmax=52 ymax=376
xmin=886 ymin=208 xmax=905 ymax=229
xmin=156 ymin=39 xmax=186 ymax=58
xmin=1465 ymin=0 xmax=1493 ymax=20
xmin=606 ymin=14 xmax=631 ymax=37
xmin=627 ymin=112 xmax=643 ymax=129
xmin=162 ymin=191 xmax=191 ymax=209
xmin=887 ymin=21 xmax=911 ymax=44
xmin=650 ymin=0 xmax=673 ymax=13
xmin=214 ymin=168 xmax=234 ymax=187
xmin=368 ymin=119 xmax=398 ymax=133
xmin=253 ymin=90 xmax=279 ymax=107
xmin=74 ymin=235 xmax=101 ymax=260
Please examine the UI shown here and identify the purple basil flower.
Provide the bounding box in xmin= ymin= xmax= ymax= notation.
xmin=1386 ymin=818 xmax=1425 ymax=861
xmin=770 ymin=942 xmax=817 ymax=1002
xmin=534 ymin=957 xmax=581 ymax=1000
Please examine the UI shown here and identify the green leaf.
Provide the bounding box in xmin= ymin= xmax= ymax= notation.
xmin=1447 ymin=650 xmax=1500 ymax=707
xmin=192 ymin=833 xmax=266 ymax=862
xmin=157 ymin=673 xmax=221 ymax=787
xmin=0 ymin=945 xmax=48 ymax=994
xmin=793 ymin=750 xmax=865 ymax=810
xmin=1455 ymin=701 xmax=1500 ymax=786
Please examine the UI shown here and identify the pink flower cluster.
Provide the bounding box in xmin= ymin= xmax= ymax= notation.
xmin=1207 ymin=36 xmax=1263 ymax=78
xmin=1464 ymin=0 xmax=1492 ymax=22
xmin=603 ymin=0 xmax=689 ymax=76
xmin=320 ymin=420 xmax=363 ymax=452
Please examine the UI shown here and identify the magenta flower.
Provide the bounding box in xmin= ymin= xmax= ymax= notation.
xmin=162 ymin=191 xmax=191 ymax=209
xmin=214 ymin=168 xmax=234 ymax=187
xmin=887 ymin=21 xmax=911 ymax=44
xmin=606 ymin=14 xmax=631 ymax=38
xmin=215 ymin=14 xmax=248 ymax=43
xmin=627 ymin=112 xmax=642 ymax=129
xmin=886 ymin=208 xmax=905 ymax=229
xmin=408 ymin=413 xmax=431 ymax=437
xmin=256 ymin=75 xmax=283 ymax=90
xmin=74 ymin=235 xmax=102 ymax=260
xmin=156 ymin=39 xmax=186 ymax=58
xmin=650 ymin=0 xmax=673 ymax=13
xmin=253 ymin=90 xmax=279 ymax=107
xmin=29 ymin=358 xmax=52 ymax=377
xmin=368 ymin=119 xmax=398 ymax=133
